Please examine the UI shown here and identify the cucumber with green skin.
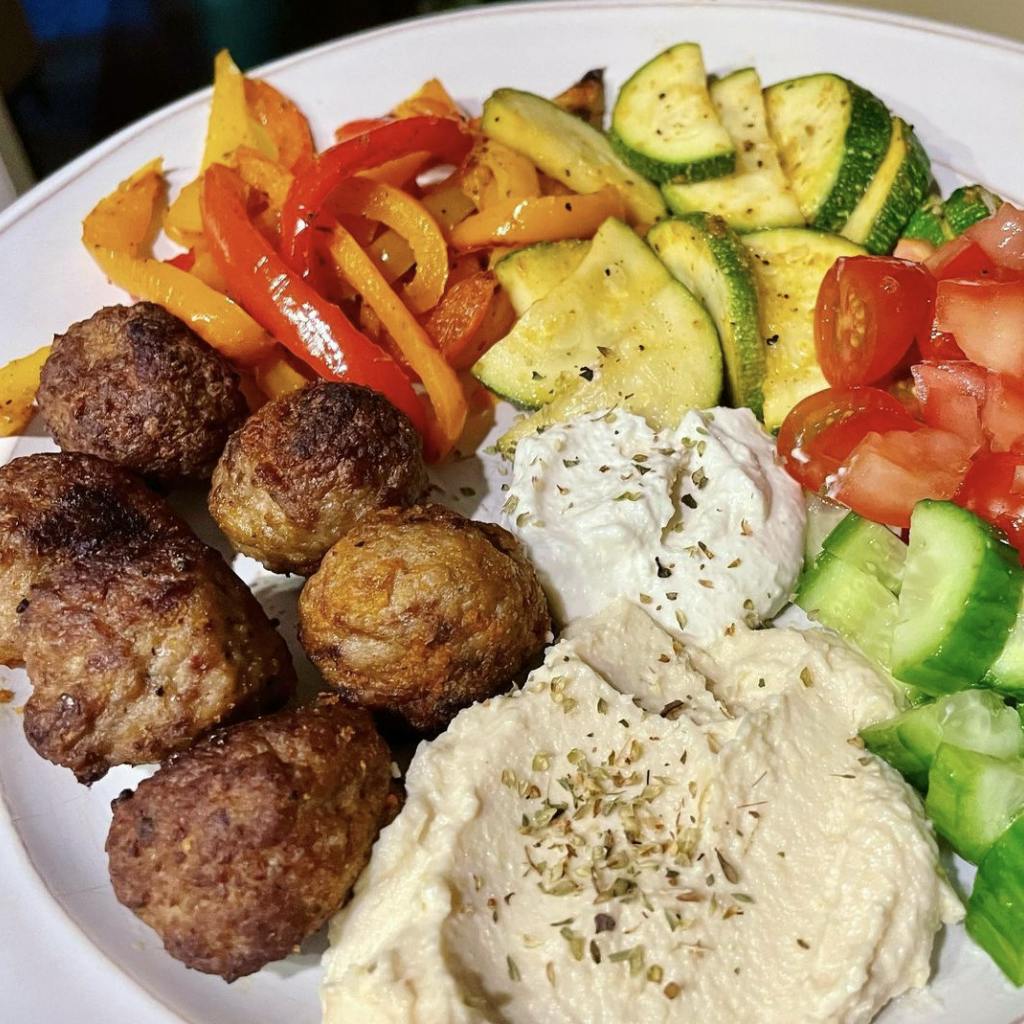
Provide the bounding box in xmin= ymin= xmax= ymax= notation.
xmin=764 ymin=74 xmax=893 ymax=232
xmin=661 ymin=68 xmax=804 ymax=232
xmin=841 ymin=117 xmax=931 ymax=254
xmin=984 ymin=591 xmax=1024 ymax=694
xmin=822 ymin=512 xmax=907 ymax=595
xmin=494 ymin=240 xmax=590 ymax=316
xmin=968 ymin=813 xmax=1024 ymax=985
xmin=610 ymin=43 xmax=735 ymax=184
xmin=648 ymin=213 xmax=765 ymax=416
xmin=861 ymin=690 xmax=1024 ymax=792
xmin=481 ymin=88 xmax=666 ymax=228
xmin=892 ymin=501 xmax=1024 ymax=694
xmin=945 ymin=184 xmax=1002 ymax=235
xmin=804 ymin=494 xmax=850 ymax=563
xmin=926 ymin=743 xmax=1024 ymax=864
xmin=741 ymin=227 xmax=864 ymax=430
xmin=474 ymin=217 xmax=722 ymax=436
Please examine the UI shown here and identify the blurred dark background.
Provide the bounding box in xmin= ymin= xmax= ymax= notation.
xmin=1 ymin=0 xmax=484 ymax=181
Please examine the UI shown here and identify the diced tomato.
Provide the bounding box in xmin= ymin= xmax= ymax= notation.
xmin=815 ymin=256 xmax=935 ymax=388
xmin=919 ymin=323 xmax=966 ymax=361
xmin=955 ymin=451 xmax=1024 ymax=554
xmin=935 ymin=278 xmax=1024 ymax=377
xmin=830 ymin=427 xmax=975 ymax=528
xmin=893 ymin=237 xmax=935 ymax=263
xmin=911 ymin=361 xmax=987 ymax=449
xmin=982 ymin=373 xmax=1024 ymax=452
xmin=964 ymin=203 xmax=1024 ymax=274
xmin=776 ymin=386 xmax=920 ymax=493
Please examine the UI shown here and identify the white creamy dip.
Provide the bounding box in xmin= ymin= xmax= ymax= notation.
xmin=504 ymin=407 xmax=805 ymax=647
xmin=321 ymin=602 xmax=960 ymax=1024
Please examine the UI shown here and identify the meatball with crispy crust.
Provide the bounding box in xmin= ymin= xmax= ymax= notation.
xmin=37 ymin=303 xmax=249 ymax=482
xmin=20 ymin=534 xmax=295 ymax=784
xmin=0 ymin=452 xmax=191 ymax=667
xmin=209 ymin=382 xmax=428 ymax=575
xmin=106 ymin=697 xmax=392 ymax=981
xmin=298 ymin=504 xmax=550 ymax=732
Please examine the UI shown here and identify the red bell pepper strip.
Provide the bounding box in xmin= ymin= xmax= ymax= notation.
xmin=281 ymin=116 xmax=471 ymax=277
xmin=201 ymin=162 xmax=429 ymax=438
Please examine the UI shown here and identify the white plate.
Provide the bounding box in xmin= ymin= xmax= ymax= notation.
xmin=3 ymin=2 xmax=1024 ymax=1021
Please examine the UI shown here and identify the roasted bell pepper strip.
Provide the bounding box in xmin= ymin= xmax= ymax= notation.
xmin=360 ymin=150 xmax=433 ymax=188
xmin=253 ymin=352 xmax=314 ymax=400
xmin=202 ymin=50 xmax=275 ymax=170
xmin=327 ymin=222 xmax=467 ymax=458
xmin=335 ymin=117 xmax=392 ymax=143
xmin=84 ymin=160 xmax=274 ymax=364
xmin=460 ymin=139 xmax=541 ymax=210
xmin=0 ymin=345 xmax=50 ymax=437
xmin=243 ymin=77 xmax=314 ymax=171
xmin=425 ymin=271 xmax=497 ymax=370
xmin=201 ymin=163 xmax=429 ymax=437
xmin=450 ymin=188 xmax=627 ymax=250
xmin=281 ymin=116 xmax=472 ymax=277
xmin=331 ymin=177 xmax=448 ymax=313
xmin=392 ymin=78 xmax=464 ymax=121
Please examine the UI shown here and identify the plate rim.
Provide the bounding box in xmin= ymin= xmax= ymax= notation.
xmin=2 ymin=2 xmax=1024 ymax=1022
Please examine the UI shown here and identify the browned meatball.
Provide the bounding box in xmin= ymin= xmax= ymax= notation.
xmin=298 ymin=504 xmax=550 ymax=732
xmin=106 ymin=697 xmax=392 ymax=981
xmin=0 ymin=452 xmax=191 ymax=667
xmin=208 ymin=382 xmax=428 ymax=575
xmin=37 ymin=303 xmax=249 ymax=482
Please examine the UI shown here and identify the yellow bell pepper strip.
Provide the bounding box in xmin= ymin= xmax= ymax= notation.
xmin=449 ymin=188 xmax=627 ymax=251
xmin=201 ymin=163 xmax=430 ymax=440
xmin=281 ymin=116 xmax=472 ymax=280
xmin=330 ymin=177 xmax=448 ymax=314
xmin=84 ymin=159 xmax=276 ymax=365
xmin=243 ymin=77 xmax=314 ymax=171
xmin=164 ymin=177 xmax=206 ymax=247
xmin=202 ymin=50 xmax=275 ymax=170
xmin=392 ymin=78 xmax=464 ymax=121
xmin=0 ymin=345 xmax=50 ymax=437
xmin=327 ymin=222 xmax=467 ymax=459
xmin=460 ymin=139 xmax=541 ymax=210
xmin=253 ymin=352 xmax=314 ymax=400
xmin=359 ymin=150 xmax=433 ymax=188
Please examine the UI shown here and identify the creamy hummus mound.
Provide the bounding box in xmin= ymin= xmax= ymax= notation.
xmin=321 ymin=602 xmax=961 ymax=1024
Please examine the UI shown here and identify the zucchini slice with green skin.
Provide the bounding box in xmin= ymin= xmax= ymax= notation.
xmin=821 ymin=512 xmax=907 ymax=595
xmin=926 ymin=743 xmax=1024 ymax=864
xmin=764 ymin=73 xmax=892 ymax=232
xmin=892 ymin=500 xmax=1024 ymax=694
xmin=494 ymin=240 xmax=591 ymax=316
xmin=647 ymin=213 xmax=764 ymax=415
xmin=967 ymin=813 xmax=1024 ymax=985
xmin=481 ymin=88 xmax=666 ymax=228
xmin=661 ymin=68 xmax=804 ymax=232
xmin=741 ymin=227 xmax=864 ymax=430
xmin=902 ymin=192 xmax=952 ymax=246
xmin=474 ymin=217 xmax=722 ymax=421
xmin=610 ymin=43 xmax=735 ymax=184
xmin=945 ymin=184 xmax=1002 ymax=235
xmin=795 ymin=551 xmax=898 ymax=668
xmin=841 ymin=117 xmax=931 ymax=254
xmin=984 ymin=591 xmax=1024 ymax=694
xmin=861 ymin=690 xmax=1024 ymax=792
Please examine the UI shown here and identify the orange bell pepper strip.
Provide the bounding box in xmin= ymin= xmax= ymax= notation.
xmin=424 ymin=271 xmax=498 ymax=371
xmin=330 ymin=177 xmax=448 ymax=314
xmin=327 ymin=222 xmax=467 ymax=458
xmin=201 ymin=163 xmax=429 ymax=439
xmin=335 ymin=117 xmax=392 ymax=143
xmin=281 ymin=116 xmax=472 ymax=278
xmin=360 ymin=150 xmax=433 ymax=188
xmin=84 ymin=160 xmax=275 ymax=365
xmin=0 ymin=345 xmax=51 ymax=437
xmin=243 ymin=77 xmax=314 ymax=171
xmin=449 ymin=188 xmax=627 ymax=251
xmin=392 ymin=78 xmax=464 ymax=121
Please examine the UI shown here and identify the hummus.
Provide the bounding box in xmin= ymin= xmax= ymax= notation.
xmin=504 ymin=407 xmax=805 ymax=647
xmin=321 ymin=603 xmax=960 ymax=1024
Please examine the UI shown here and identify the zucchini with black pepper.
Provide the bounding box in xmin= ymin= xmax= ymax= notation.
xmin=494 ymin=240 xmax=591 ymax=316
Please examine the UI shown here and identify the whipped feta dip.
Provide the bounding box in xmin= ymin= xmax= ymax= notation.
xmin=503 ymin=407 xmax=805 ymax=647
xmin=321 ymin=603 xmax=960 ymax=1024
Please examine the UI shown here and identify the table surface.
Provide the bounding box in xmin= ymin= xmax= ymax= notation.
xmin=822 ymin=0 xmax=1023 ymax=41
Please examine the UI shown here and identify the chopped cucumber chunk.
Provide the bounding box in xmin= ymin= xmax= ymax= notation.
xmin=902 ymin=192 xmax=952 ymax=247
xmin=796 ymin=552 xmax=897 ymax=667
xmin=985 ymin=592 xmax=1024 ymax=695
xmin=862 ymin=690 xmax=1024 ymax=791
xmin=945 ymin=184 xmax=1002 ymax=236
xmin=804 ymin=494 xmax=850 ymax=563
xmin=968 ymin=813 xmax=1024 ymax=985
xmin=610 ymin=43 xmax=735 ymax=184
xmin=926 ymin=743 xmax=1024 ymax=863
xmin=892 ymin=501 xmax=1023 ymax=694
xmin=822 ymin=512 xmax=906 ymax=595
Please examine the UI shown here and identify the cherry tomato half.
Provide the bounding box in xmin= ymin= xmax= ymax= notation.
xmin=955 ymin=451 xmax=1024 ymax=555
xmin=815 ymin=256 xmax=936 ymax=388
xmin=776 ymin=386 xmax=919 ymax=493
